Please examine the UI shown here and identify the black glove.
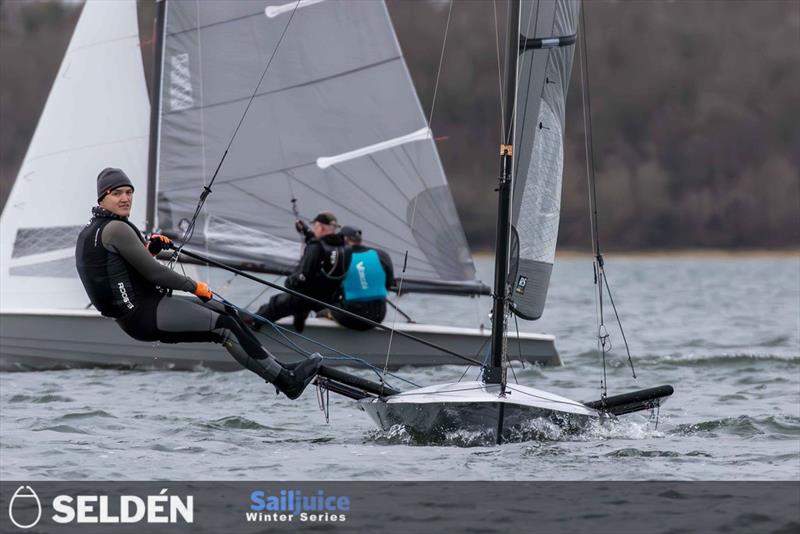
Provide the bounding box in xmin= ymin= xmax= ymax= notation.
xmin=285 ymin=273 xmax=306 ymax=290
xmin=147 ymin=234 xmax=173 ymax=255
xmin=294 ymin=220 xmax=314 ymax=242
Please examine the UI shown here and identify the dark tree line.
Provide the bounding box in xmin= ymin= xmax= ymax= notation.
xmin=1 ymin=0 xmax=798 ymax=251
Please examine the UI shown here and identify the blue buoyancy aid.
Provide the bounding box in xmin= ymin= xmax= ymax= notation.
xmin=342 ymin=249 xmax=388 ymax=302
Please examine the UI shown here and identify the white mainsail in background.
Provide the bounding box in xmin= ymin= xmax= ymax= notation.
xmin=0 ymin=0 xmax=149 ymax=309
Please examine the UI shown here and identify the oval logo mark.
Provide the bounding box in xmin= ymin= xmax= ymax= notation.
xmin=8 ymin=485 xmax=42 ymax=529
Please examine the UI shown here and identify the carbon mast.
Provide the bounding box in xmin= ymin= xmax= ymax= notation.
xmin=145 ymin=0 xmax=166 ymax=234
xmin=484 ymin=0 xmax=521 ymax=443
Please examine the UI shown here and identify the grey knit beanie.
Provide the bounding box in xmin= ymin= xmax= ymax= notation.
xmin=97 ymin=168 xmax=134 ymax=201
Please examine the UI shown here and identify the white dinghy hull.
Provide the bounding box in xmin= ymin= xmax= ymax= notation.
xmin=0 ymin=309 xmax=559 ymax=371
xmin=358 ymin=381 xmax=599 ymax=441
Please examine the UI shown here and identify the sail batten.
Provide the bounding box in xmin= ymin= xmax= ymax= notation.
xmin=156 ymin=0 xmax=481 ymax=292
xmin=317 ymin=127 xmax=431 ymax=169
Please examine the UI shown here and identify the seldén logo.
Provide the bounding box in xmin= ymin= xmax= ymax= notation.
xmin=8 ymin=486 xmax=42 ymax=529
xmin=7 ymin=486 xmax=193 ymax=529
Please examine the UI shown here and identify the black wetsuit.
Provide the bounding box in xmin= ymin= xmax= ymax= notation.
xmin=256 ymin=233 xmax=346 ymax=327
xmin=75 ymin=207 xmax=282 ymax=381
xmin=331 ymin=245 xmax=394 ymax=330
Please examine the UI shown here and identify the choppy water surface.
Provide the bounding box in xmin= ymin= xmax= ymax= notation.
xmin=1 ymin=256 xmax=798 ymax=480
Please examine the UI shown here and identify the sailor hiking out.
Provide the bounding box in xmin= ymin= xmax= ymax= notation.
xmin=252 ymin=211 xmax=346 ymax=332
xmin=331 ymin=226 xmax=394 ymax=330
xmin=75 ymin=168 xmax=321 ymax=399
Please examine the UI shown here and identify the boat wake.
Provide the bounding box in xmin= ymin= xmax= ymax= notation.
xmin=669 ymin=415 xmax=800 ymax=438
xmin=573 ymin=351 xmax=798 ymax=368
xmin=365 ymin=414 xmax=663 ymax=447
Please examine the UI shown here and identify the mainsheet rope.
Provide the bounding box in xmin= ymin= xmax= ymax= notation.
xmin=177 ymin=246 xmax=482 ymax=367
xmin=213 ymin=294 xmax=419 ymax=390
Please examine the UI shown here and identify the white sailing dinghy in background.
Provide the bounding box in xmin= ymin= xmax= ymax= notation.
xmin=0 ymin=0 xmax=560 ymax=370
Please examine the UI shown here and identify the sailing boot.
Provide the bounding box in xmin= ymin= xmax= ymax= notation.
xmin=273 ymin=353 xmax=323 ymax=400
xmin=292 ymin=310 xmax=310 ymax=333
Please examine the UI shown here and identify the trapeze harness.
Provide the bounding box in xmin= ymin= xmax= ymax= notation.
xmin=75 ymin=208 xmax=164 ymax=318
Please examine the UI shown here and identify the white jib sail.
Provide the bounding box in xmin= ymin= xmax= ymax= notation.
xmin=0 ymin=0 xmax=150 ymax=310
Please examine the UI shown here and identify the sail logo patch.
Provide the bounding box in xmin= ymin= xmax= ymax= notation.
xmin=118 ymin=282 xmax=134 ymax=310
xmin=8 ymin=485 xmax=42 ymax=529
xmin=356 ymin=261 xmax=368 ymax=289
xmin=515 ymin=275 xmax=528 ymax=295
xmin=169 ymin=53 xmax=194 ymax=111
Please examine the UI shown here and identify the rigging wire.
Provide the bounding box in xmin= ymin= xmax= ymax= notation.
xmin=215 ymin=271 xmax=239 ymax=296
xmin=242 ymin=274 xmax=283 ymax=310
xmin=578 ymin=1 xmax=637 ymax=399
xmin=507 ymin=345 xmax=520 ymax=384
xmin=261 ymin=319 xmax=416 ymax=389
xmin=469 ymin=341 xmax=493 ymax=382
xmin=578 ymin=3 xmax=608 ymax=400
xmin=168 ymin=0 xmax=303 ymax=266
xmin=193 ymin=0 xmax=210 ymax=281
xmin=214 ymin=294 xmax=418 ymax=389
xmin=502 ymin=0 xmax=513 ymax=144
xmin=458 ymin=336 xmax=491 ymax=383
xmin=386 ymin=298 xmax=414 ymax=323
xmin=426 ymin=0 xmax=454 ymax=130
xmin=502 ymin=0 xmax=539 ymax=146
xmin=382 ymin=0 xmax=456 ymax=387
xmin=602 ymin=270 xmax=637 ymax=378
xmin=492 ymin=0 xmax=506 ymax=138
xmin=178 ymin=245 xmax=483 ymax=366
xmin=578 ymin=5 xmax=601 ymax=260
xmin=513 ymin=0 xmax=539 ymax=140
xmin=512 ymin=0 xmax=541 ymax=178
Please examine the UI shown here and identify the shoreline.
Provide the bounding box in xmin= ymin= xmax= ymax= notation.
xmin=472 ymin=248 xmax=800 ymax=259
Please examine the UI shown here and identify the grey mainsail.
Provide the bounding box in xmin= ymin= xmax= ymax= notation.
xmin=510 ymin=0 xmax=579 ymax=319
xmin=153 ymin=0 xmax=483 ymax=294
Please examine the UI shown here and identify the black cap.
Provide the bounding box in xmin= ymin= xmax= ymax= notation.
xmin=340 ymin=226 xmax=362 ymax=240
xmin=311 ymin=211 xmax=337 ymax=225
xmin=97 ymin=168 xmax=134 ymax=201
